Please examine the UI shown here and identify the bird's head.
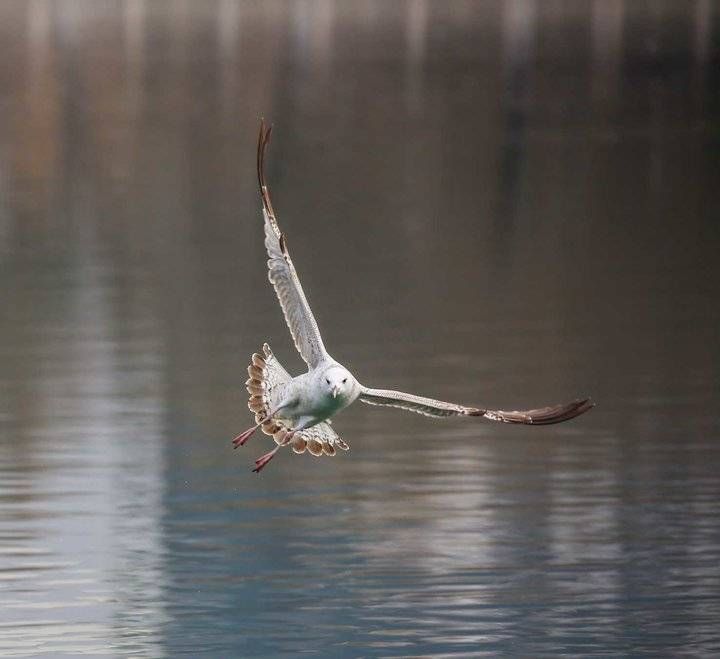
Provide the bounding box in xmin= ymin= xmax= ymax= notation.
xmin=323 ymin=365 xmax=355 ymax=400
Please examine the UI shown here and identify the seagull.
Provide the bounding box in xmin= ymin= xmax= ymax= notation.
xmin=232 ymin=120 xmax=594 ymax=473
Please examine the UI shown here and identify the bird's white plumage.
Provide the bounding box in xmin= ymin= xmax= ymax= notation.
xmin=245 ymin=343 xmax=349 ymax=456
xmin=235 ymin=120 xmax=593 ymax=470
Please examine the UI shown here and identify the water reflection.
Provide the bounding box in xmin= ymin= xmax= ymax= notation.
xmin=0 ymin=259 xmax=166 ymax=655
xmin=0 ymin=1 xmax=719 ymax=656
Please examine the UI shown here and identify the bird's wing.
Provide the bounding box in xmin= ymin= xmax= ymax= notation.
xmin=359 ymin=386 xmax=593 ymax=424
xmin=257 ymin=120 xmax=329 ymax=369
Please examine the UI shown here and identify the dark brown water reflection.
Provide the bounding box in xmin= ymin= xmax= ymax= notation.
xmin=1 ymin=1 xmax=719 ymax=656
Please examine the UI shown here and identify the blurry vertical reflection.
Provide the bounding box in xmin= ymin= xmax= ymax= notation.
xmin=494 ymin=0 xmax=536 ymax=252
xmin=404 ymin=0 xmax=428 ymax=112
xmin=293 ymin=0 xmax=334 ymax=72
xmin=693 ymin=0 xmax=712 ymax=65
xmin=0 ymin=4 xmax=167 ymax=652
xmin=692 ymin=0 xmax=712 ymax=114
xmin=13 ymin=0 xmax=60 ymax=228
xmin=0 ymin=257 xmax=167 ymax=654
xmin=217 ymin=0 xmax=240 ymax=120
xmin=121 ymin=0 xmax=146 ymax=173
xmin=591 ymin=0 xmax=624 ymax=112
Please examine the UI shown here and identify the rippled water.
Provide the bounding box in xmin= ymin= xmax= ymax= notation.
xmin=1 ymin=1 xmax=719 ymax=656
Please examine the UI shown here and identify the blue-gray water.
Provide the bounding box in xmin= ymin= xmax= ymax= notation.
xmin=1 ymin=1 xmax=719 ymax=656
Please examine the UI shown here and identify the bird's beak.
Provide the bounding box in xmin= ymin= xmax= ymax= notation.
xmin=331 ymin=385 xmax=340 ymax=398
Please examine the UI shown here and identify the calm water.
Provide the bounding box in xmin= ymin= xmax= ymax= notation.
xmin=1 ymin=1 xmax=719 ymax=656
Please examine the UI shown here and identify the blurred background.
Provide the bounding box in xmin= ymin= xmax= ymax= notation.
xmin=1 ymin=1 xmax=719 ymax=656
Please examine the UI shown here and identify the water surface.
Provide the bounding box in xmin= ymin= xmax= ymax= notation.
xmin=0 ymin=1 xmax=719 ymax=656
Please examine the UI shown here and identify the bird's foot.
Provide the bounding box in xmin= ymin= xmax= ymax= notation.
xmin=232 ymin=425 xmax=259 ymax=448
xmin=252 ymin=445 xmax=280 ymax=473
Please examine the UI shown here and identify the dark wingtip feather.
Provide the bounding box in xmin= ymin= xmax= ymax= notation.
xmin=485 ymin=397 xmax=595 ymax=425
xmin=257 ymin=119 xmax=265 ymax=191
xmin=257 ymin=118 xmax=275 ymax=217
xmin=530 ymin=397 xmax=594 ymax=425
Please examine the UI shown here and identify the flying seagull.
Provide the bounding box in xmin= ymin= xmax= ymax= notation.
xmin=232 ymin=120 xmax=594 ymax=472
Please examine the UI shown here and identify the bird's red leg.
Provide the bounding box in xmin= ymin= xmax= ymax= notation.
xmin=252 ymin=445 xmax=280 ymax=473
xmin=232 ymin=407 xmax=287 ymax=449
xmin=251 ymin=431 xmax=295 ymax=473
xmin=232 ymin=423 xmax=261 ymax=448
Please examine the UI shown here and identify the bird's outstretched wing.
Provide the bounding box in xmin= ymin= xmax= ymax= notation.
xmin=359 ymin=386 xmax=593 ymax=424
xmin=257 ymin=120 xmax=329 ymax=369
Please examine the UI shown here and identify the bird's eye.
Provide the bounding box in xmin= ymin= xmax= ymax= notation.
xmin=342 ymin=378 xmax=347 ymax=383
xmin=326 ymin=378 xmax=330 ymax=384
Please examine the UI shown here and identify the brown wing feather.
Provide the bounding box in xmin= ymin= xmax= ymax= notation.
xmin=480 ymin=398 xmax=594 ymax=425
xmin=257 ymin=120 xmax=279 ymax=233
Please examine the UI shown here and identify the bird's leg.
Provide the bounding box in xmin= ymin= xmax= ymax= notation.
xmin=232 ymin=423 xmax=261 ymax=448
xmin=252 ymin=432 xmax=294 ymax=473
xmin=232 ymin=406 xmax=286 ymax=448
xmin=250 ymin=417 xmax=315 ymax=473
xmin=252 ymin=445 xmax=280 ymax=472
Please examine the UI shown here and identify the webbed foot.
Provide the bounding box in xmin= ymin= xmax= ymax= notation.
xmin=252 ymin=445 xmax=280 ymax=473
xmin=232 ymin=424 xmax=259 ymax=448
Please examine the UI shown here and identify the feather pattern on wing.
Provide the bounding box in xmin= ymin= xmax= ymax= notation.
xmin=359 ymin=386 xmax=593 ymax=425
xmin=246 ymin=343 xmax=293 ymax=433
xmin=358 ymin=387 xmax=481 ymax=418
xmin=291 ymin=422 xmax=350 ymax=456
xmin=257 ymin=120 xmax=329 ymax=369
